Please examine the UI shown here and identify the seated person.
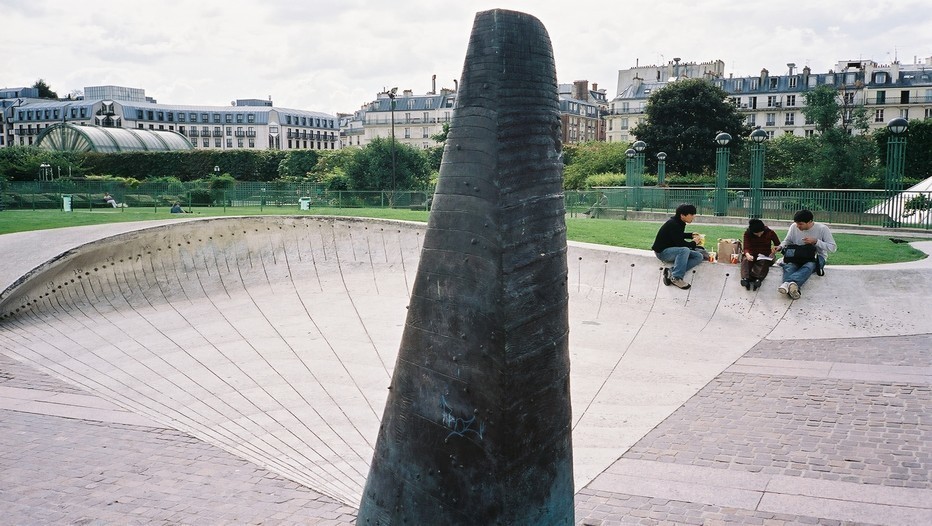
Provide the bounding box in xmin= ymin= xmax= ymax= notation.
xmin=740 ymin=218 xmax=780 ymax=290
xmin=652 ymin=203 xmax=705 ymax=290
xmin=775 ymin=209 xmax=836 ymax=299
xmin=583 ymin=192 xmax=608 ymax=218
xmin=170 ymin=202 xmax=187 ymax=214
xmin=103 ymin=193 xmax=118 ymax=208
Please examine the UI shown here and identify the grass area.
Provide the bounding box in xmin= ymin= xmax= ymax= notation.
xmin=0 ymin=207 xmax=927 ymax=266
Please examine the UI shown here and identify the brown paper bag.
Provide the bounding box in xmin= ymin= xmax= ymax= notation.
xmin=717 ymin=239 xmax=741 ymax=264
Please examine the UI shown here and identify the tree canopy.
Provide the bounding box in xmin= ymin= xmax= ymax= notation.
xmin=32 ymin=79 xmax=58 ymax=99
xmin=631 ymin=78 xmax=750 ymax=175
xmin=344 ymin=137 xmax=431 ymax=191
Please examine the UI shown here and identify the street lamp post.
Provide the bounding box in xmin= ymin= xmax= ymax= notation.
xmin=884 ymin=117 xmax=908 ymax=226
xmin=386 ymin=87 xmax=398 ymax=205
xmin=625 ymin=148 xmax=636 ymax=211
xmin=39 ymin=162 xmax=51 ymax=182
xmin=749 ymin=128 xmax=768 ymax=219
xmin=632 ymin=140 xmax=646 ymax=210
xmin=713 ymin=132 xmax=732 ymax=216
xmin=656 ymin=152 xmax=667 ymax=186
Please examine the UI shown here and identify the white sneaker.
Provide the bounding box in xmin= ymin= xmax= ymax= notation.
xmin=778 ymin=282 xmax=789 ymax=295
xmin=788 ymin=281 xmax=801 ymax=299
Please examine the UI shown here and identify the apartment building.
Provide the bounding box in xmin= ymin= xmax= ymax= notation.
xmin=0 ymin=85 xmax=339 ymax=151
xmin=559 ymin=80 xmax=608 ymax=144
xmin=350 ymin=80 xmax=458 ymax=150
xmin=606 ymin=57 xmax=932 ymax=144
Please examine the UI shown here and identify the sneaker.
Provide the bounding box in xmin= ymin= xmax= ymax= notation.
xmin=670 ymin=277 xmax=691 ymax=289
xmin=662 ymin=267 xmax=672 ymax=286
xmin=788 ymin=281 xmax=801 ymax=299
xmin=778 ymin=282 xmax=789 ymax=295
xmin=740 ymin=278 xmax=750 ymax=290
xmin=816 ymin=266 xmax=825 ymax=276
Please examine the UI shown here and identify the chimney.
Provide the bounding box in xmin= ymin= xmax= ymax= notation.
xmin=453 ymin=79 xmax=458 ymax=92
xmin=432 ymin=74 xmax=436 ymax=94
xmin=592 ymin=82 xmax=598 ymax=92
xmin=573 ymin=80 xmax=588 ymax=100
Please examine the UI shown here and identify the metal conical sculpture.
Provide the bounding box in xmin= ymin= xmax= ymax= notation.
xmin=358 ymin=9 xmax=573 ymax=525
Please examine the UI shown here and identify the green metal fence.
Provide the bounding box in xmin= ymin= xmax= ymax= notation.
xmin=2 ymin=180 xmax=930 ymax=229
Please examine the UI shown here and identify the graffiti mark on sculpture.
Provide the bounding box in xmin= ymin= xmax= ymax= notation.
xmin=440 ymin=395 xmax=484 ymax=441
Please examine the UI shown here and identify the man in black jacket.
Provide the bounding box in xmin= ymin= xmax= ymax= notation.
xmin=652 ymin=203 xmax=705 ymax=289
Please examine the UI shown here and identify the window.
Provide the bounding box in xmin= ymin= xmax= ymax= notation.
xmin=147 ymin=110 xmax=154 ymax=120
xmin=805 ymin=129 xmax=815 ymax=138
xmin=845 ymin=72 xmax=856 ymax=85
xmin=925 ymin=89 xmax=932 ymax=102
xmin=137 ymin=109 xmax=144 ymax=119
xmin=786 ymin=95 xmax=796 ymax=106
xmin=236 ymin=114 xmax=244 ymax=123
xmin=805 ymin=114 xmax=814 ymax=125
xmin=750 ymin=79 xmax=759 ymax=90
xmin=202 ymin=138 xmax=210 ymax=147
xmin=900 ymin=90 xmax=910 ymax=104
xmin=247 ymin=114 xmax=255 ymax=123
xmin=189 ymin=113 xmax=198 ymax=122
xmin=785 ymin=113 xmax=795 ymax=125
xmin=620 ymin=118 xmax=629 ymax=130
xmin=422 ymin=127 xmax=429 ymax=138
xmin=925 ymin=108 xmax=932 ymax=119
xmin=201 ymin=113 xmax=209 ymax=122
xmin=767 ymin=96 xmax=778 ymax=107
xmin=873 ymin=72 xmax=888 ymax=84
xmin=425 ymin=99 xmax=433 ymax=108
xmin=766 ymin=130 xmax=775 ymax=139
xmin=423 ymin=112 xmax=429 ymax=122
xmin=748 ymin=96 xmax=757 ymax=109
xmin=249 ymin=139 xmax=255 ymax=147
xmin=843 ymin=92 xmax=855 ymax=105
xmin=769 ymin=77 xmax=778 ymax=89
xmin=238 ymin=139 xmax=244 ymax=147
xmin=789 ymin=77 xmax=798 ymax=88
xmin=225 ymin=114 xmax=233 ymax=123
xmin=899 ymin=109 xmax=909 ymax=119
xmin=178 ymin=113 xmax=185 ymax=122
xmin=286 ymin=115 xmax=292 ymax=125
xmin=213 ymin=113 xmax=221 ymax=123
xmin=226 ymin=139 xmax=232 ymax=148
xmin=734 ymin=79 xmax=743 ymax=92
xmin=157 ymin=111 xmax=164 ymax=121
xmin=808 ymin=76 xmax=818 ymax=88
xmin=765 ymin=113 xmax=776 ymax=126
xmin=875 ymin=109 xmax=885 ymax=122
xmin=215 ymin=138 xmax=222 ymax=147
xmin=168 ymin=113 xmax=174 ymax=122
xmin=746 ymin=114 xmax=756 ymax=126
xmin=406 ymin=99 xmax=415 ymax=109
xmin=825 ymin=74 xmax=834 ymax=85
xmin=784 ymin=130 xmax=794 ymax=136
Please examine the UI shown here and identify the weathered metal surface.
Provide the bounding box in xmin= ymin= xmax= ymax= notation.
xmin=358 ymin=9 xmax=573 ymax=525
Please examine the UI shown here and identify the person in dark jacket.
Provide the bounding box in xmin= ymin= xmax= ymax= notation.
xmin=652 ymin=203 xmax=705 ymax=289
xmin=740 ymin=218 xmax=781 ymax=290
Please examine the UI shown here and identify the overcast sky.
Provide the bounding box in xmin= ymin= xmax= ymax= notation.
xmin=4 ymin=0 xmax=929 ymax=116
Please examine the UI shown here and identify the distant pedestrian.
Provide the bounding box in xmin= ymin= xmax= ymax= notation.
xmin=652 ymin=203 xmax=706 ymax=289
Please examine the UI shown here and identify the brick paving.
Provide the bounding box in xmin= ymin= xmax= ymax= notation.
xmin=575 ymin=333 xmax=931 ymax=526
xmin=0 ymin=354 xmax=357 ymax=526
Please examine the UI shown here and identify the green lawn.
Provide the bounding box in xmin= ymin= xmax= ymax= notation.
xmin=0 ymin=207 xmax=926 ymax=266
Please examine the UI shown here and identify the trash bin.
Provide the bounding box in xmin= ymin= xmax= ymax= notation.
xmin=62 ymin=194 xmax=73 ymax=212
xmin=299 ymin=197 xmax=312 ymax=211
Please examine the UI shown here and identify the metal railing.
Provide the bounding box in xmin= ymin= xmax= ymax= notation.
xmin=2 ymin=181 xmax=930 ymax=229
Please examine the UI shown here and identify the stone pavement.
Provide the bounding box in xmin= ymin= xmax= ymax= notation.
xmin=1 ymin=217 xmax=930 ymax=525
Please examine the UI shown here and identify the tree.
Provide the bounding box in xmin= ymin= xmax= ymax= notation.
xmin=561 ymin=142 xmax=628 ymax=189
xmin=345 ymin=137 xmax=431 ymax=190
xmin=631 ymin=78 xmax=750 ymax=176
xmin=802 ymin=85 xmax=840 ymax=134
xmin=277 ymin=150 xmax=319 ymax=179
xmin=32 ymin=79 xmax=58 ymax=99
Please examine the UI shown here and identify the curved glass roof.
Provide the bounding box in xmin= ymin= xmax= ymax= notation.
xmin=35 ymin=123 xmax=193 ymax=152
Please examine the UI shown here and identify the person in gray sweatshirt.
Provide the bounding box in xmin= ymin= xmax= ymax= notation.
xmin=776 ymin=209 xmax=837 ymax=299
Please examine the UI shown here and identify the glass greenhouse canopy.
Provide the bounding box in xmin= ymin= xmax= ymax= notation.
xmin=35 ymin=123 xmax=194 ymax=152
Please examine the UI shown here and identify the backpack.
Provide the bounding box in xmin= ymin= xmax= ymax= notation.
xmin=782 ymin=243 xmax=817 ymax=265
